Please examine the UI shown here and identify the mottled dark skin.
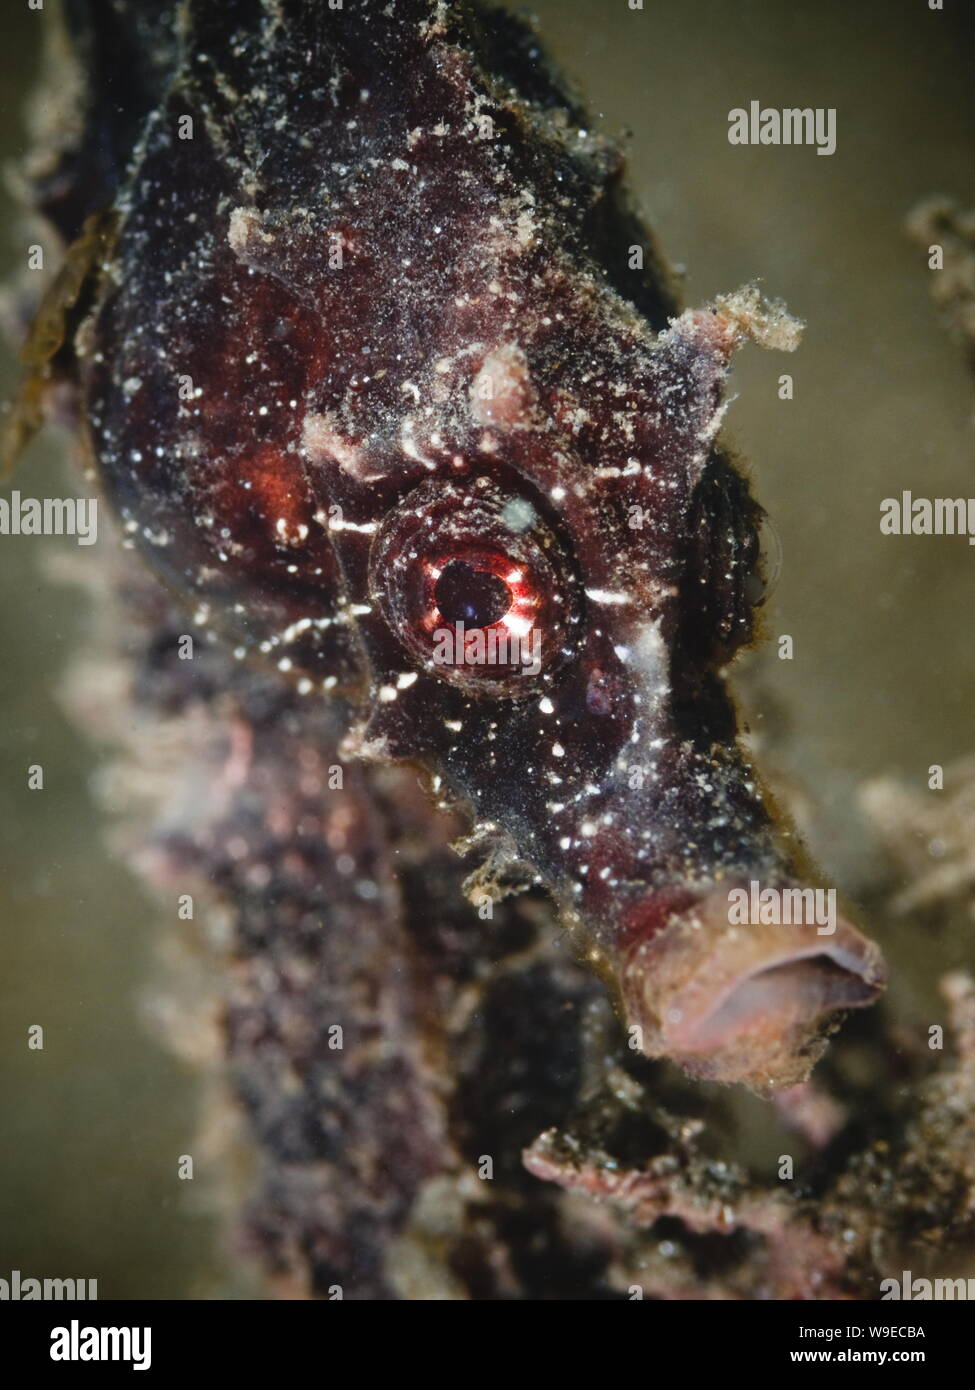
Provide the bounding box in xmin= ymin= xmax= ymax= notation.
xmin=19 ymin=0 xmax=892 ymax=1296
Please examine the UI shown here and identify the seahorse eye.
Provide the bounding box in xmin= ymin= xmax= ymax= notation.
xmin=369 ymin=479 xmax=580 ymax=695
xmin=433 ymin=559 xmax=512 ymax=628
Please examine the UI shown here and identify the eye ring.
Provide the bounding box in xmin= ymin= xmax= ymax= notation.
xmin=368 ymin=478 xmax=580 ymax=696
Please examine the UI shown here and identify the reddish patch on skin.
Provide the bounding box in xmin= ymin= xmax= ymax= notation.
xmin=616 ymin=885 xmax=701 ymax=951
xmin=238 ymin=446 xmax=318 ymax=535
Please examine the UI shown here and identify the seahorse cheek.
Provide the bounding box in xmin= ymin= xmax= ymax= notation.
xmin=618 ymin=887 xmax=886 ymax=1092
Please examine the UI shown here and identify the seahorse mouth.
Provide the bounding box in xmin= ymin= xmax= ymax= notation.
xmin=621 ymin=886 xmax=886 ymax=1091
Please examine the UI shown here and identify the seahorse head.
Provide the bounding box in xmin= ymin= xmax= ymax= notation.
xmin=78 ymin=0 xmax=884 ymax=1090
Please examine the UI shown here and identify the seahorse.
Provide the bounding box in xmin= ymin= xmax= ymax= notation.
xmin=12 ymin=0 xmax=885 ymax=1297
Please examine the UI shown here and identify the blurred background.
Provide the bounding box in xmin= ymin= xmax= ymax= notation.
xmin=1 ymin=0 xmax=974 ymax=1297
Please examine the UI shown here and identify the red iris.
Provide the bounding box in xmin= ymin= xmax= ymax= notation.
xmin=368 ymin=479 xmax=579 ymax=695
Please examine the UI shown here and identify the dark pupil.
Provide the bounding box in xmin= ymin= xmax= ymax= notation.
xmin=434 ymin=560 xmax=512 ymax=628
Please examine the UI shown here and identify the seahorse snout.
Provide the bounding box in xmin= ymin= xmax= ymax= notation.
xmin=620 ymin=884 xmax=886 ymax=1090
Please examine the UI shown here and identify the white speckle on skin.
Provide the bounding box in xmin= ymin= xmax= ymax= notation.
xmin=301 ymin=411 xmax=366 ymax=477
xmin=469 ymin=343 xmax=535 ymax=429
xmin=501 ymin=497 xmax=537 ymax=532
xmin=324 ymin=516 xmax=378 ymax=534
xmin=227 ymin=205 xmax=275 ymax=259
xmin=585 ymin=588 xmax=632 ymax=606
